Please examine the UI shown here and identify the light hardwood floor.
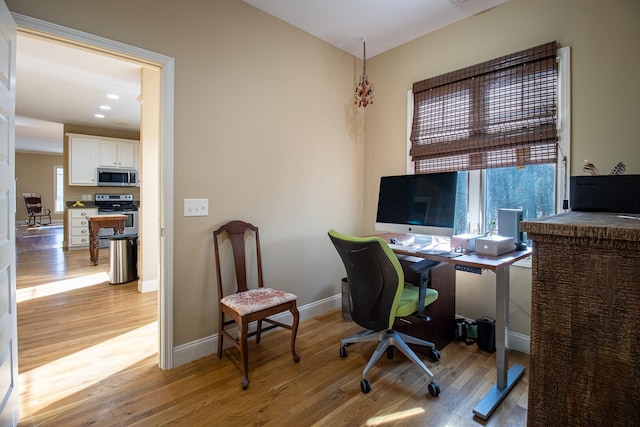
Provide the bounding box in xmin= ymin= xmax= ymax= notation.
xmin=16 ymin=225 xmax=528 ymax=426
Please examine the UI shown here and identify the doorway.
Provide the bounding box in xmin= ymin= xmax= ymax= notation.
xmin=13 ymin=13 xmax=175 ymax=369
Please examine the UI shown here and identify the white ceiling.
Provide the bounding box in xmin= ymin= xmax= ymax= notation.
xmin=15 ymin=0 xmax=509 ymax=154
xmin=243 ymin=0 xmax=510 ymax=58
xmin=15 ymin=33 xmax=142 ymax=154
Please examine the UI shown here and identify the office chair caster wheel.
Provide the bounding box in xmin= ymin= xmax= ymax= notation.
xmin=339 ymin=346 xmax=348 ymax=358
xmin=429 ymin=349 xmax=440 ymax=362
xmin=360 ymin=378 xmax=371 ymax=393
xmin=428 ymin=382 xmax=440 ymax=397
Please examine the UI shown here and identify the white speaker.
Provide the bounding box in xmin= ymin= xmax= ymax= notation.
xmin=498 ymin=208 xmax=525 ymax=250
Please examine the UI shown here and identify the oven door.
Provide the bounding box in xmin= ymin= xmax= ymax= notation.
xmin=97 ymin=210 xmax=139 ymax=248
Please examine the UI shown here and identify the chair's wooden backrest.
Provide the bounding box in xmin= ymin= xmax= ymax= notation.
xmin=213 ymin=220 xmax=264 ymax=297
xmin=24 ymin=196 xmax=43 ymax=214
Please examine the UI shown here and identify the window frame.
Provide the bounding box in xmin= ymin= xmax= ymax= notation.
xmin=406 ymin=46 xmax=570 ymax=267
xmin=54 ymin=165 xmax=64 ymax=214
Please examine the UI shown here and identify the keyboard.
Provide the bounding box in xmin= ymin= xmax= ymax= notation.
xmin=418 ymin=249 xmax=463 ymax=258
xmin=388 ymin=243 xmax=416 ymax=253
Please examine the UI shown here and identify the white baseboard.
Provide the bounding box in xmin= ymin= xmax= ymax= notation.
xmin=172 ymin=294 xmax=341 ymax=368
xmin=172 ymin=295 xmax=530 ymax=368
xmin=139 ymin=278 xmax=158 ymax=293
xmin=508 ymin=330 xmax=530 ymax=355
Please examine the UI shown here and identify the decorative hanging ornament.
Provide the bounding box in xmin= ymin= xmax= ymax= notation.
xmin=354 ymin=40 xmax=374 ymax=108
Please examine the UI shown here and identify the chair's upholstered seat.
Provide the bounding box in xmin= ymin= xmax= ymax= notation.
xmin=395 ymin=284 xmax=439 ymax=318
xmin=221 ymin=288 xmax=297 ymax=316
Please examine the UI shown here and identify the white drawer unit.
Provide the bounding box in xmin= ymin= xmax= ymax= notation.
xmin=67 ymin=207 xmax=98 ymax=249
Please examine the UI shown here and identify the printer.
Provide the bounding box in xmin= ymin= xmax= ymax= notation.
xmin=570 ymin=174 xmax=640 ymax=213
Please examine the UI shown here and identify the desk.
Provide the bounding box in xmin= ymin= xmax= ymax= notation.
xmin=395 ymin=260 xmax=455 ymax=351
xmin=380 ymin=233 xmax=531 ymax=420
xmin=87 ymin=215 xmax=126 ymax=266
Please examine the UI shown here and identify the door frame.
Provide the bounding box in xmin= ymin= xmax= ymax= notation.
xmin=12 ymin=13 xmax=175 ymax=369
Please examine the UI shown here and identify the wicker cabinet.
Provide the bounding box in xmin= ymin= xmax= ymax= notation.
xmin=521 ymin=212 xmax=640 ymax=426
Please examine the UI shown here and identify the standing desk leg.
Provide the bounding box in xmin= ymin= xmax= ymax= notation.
xmin=473 ymin=266 xmax=525 ymax=420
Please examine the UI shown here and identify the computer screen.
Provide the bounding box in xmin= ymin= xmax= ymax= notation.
xmin=375 ymin=172 xmax=458 ymax=238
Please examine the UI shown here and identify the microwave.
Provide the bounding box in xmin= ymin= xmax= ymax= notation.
xmin=97 ymin=168 xmax=138 ymax=187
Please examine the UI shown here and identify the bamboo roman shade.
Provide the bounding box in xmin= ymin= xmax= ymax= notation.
xmin=410 ymin=42 xmax=558 ymax=174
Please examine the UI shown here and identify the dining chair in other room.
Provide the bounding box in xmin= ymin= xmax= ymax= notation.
xmin=213 ymin=220 xmax=300 ymax=389
xmin=328 ymin=229 xmax=441 ymax=396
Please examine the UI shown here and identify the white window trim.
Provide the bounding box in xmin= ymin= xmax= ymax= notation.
xmin=405 ymin=46 xmax=571 ymax=268
xmin=53 ymin=164 xmax=64 ymax=214
xmin=556 ymin=46 xmax=571 ymax=212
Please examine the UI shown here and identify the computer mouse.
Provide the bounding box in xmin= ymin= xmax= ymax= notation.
xmin=390 ymin=237 xmax=397 ymax=244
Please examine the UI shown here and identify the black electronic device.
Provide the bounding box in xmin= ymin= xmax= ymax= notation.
xmin=375 ymin=172 xmax=458 ymax=237
xmin=570 ymin=175 xmax=640 ymax=213
xmin=455 ymin=265 xmax=483 ymax=274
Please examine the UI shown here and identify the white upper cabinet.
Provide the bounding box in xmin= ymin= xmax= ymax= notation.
xmin=98 ymin=138 xmax=138 ymax=169
xmin=68 ymin=134 xmax=139 ymax=186
xmin=69 ymin=135 xmax=98 ymax=185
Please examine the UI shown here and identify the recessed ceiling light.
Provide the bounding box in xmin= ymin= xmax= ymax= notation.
xmin=99 ymin=105 xmax=111 ymax=110
xmin=107 ymin=94 xmax=120 ymax=100
xmin=94 ymin=113 xmax=105 ymax=118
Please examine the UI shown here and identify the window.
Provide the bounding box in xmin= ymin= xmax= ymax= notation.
xmin=407 ymin=43 xmax=570 ymax=249
xmin=54 ymin=166 xmax=64 ymax=213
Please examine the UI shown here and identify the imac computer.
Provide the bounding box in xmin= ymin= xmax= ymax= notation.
xmin=375 ymin=172 xmax=458 ymax=242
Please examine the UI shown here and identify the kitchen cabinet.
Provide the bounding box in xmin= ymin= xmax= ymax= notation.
xmin=68 ymin=135 xmax=98 ymax=185
xmin=68 ymin=134 xmax=139 ymax=186
xmin=67 ymin=207 xmax=98 ymax=249
xmin=97 ymin=138 xmax=138 ymax=169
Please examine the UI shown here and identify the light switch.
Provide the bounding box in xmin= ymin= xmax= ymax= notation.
xmin=184 ymin=198 xmax=209 ymax=217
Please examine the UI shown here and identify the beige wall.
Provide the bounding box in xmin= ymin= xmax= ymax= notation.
xmin=8 ymin=0 xmax=638 ymax=350
xmin=365 ymin=0 xmax=640 ymax=335
xmin=6 ymin=0 xmax=363 ymax=348
xmin=16 ymin=152 xmax=63 ymax=224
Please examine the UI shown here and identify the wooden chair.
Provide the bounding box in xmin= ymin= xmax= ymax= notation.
xmin=24 ymin=196 xmax=51 ymax=226
xmin=213 ymin=220 xmax=300 ymax=389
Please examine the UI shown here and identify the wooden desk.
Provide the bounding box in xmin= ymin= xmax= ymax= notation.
xmin=379 ymin=232 xmax=531 ymax=420
xmin=394 ymin=259 xmax=456 ymax=351
xmin=87 ymin=215 xmax=126 ymax=266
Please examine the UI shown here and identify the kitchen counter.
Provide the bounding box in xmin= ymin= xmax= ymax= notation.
xmin=67 ymin=203 xmax=97 ymax=208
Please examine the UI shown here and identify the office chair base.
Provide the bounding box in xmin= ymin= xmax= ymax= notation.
xmin=360 ymin=377 xmax=440 ymax=396
xmin=340 ymin=328 xmax=440 ymax=396
xmin=428 ymin=382 xmax=441 ymax=396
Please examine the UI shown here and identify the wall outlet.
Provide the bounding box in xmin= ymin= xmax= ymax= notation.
xmin=184 ymin=199 xmax=208 ymax=217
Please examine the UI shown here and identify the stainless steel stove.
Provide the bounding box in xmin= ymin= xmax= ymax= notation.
xmin=95 ymin=194 xmax=139 ymax=248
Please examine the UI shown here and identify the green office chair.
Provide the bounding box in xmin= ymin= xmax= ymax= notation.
xmin=328 ymin=229 xmax=441 ymax=396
